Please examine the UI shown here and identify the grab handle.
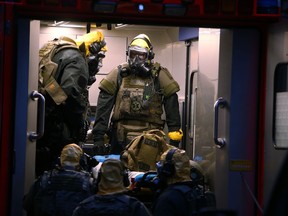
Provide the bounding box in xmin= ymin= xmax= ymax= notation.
xmin=213 ymin=97 xmax=227 ymax=148
xmin=28 ymin=91 xmax=45 ymax=141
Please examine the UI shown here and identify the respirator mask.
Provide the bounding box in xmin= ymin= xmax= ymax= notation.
xmin=128 ymin=46 xmax=151 ymax=77
xmin=87 ymin=41 xmax=106 ymax=85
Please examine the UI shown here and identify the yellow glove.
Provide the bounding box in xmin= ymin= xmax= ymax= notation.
xmin=168 ymin=129 xmax=183 ymax=141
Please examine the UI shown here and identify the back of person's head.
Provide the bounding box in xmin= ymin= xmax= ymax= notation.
xmin=60 ymin=143 xmax=83 ymax=168
xmin=97 ymin=159 xmax=128 ymax=195
xmin=156 ymin=148 xmax=191 ymax=184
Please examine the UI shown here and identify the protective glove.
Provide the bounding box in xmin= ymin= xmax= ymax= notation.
xmin=168 ymin=129 xmax=183 ymax=147
xmin=84 ymin=153 xmax=99 ymax=168
xmin=80 ymin=153 xmax=99 ymax=172
xmin=168 ymin=129 xmax=183 ymax=141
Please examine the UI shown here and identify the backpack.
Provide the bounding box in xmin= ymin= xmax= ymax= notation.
xmin=172 ymin=184 xmax=216 ymax=215
xmin=120 ymin=129 xmax=170 ymax=172
xmin=38 ymin=36 xmax=79 ymax=105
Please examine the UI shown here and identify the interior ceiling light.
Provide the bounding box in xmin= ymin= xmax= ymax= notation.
xmin=50 ymin=21 xmax=69 ymax=27
xmin=115 ymin=23 xmax=128 ymax=29
xmin=47 ymin=21 xmax=87 ymax=28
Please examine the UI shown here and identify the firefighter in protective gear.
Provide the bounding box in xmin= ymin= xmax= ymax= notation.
xmin=92 ymin=33 xmax=182 ymax=155
xmin=36 ymin=31 xmax=107 ymax=176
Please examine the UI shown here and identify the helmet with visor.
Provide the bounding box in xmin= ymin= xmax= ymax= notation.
xmin=127 ymin=34 xmax=154 ymax=76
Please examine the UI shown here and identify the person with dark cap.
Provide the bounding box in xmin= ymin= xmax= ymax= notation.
xmin=152 ymin=148 xmax=216 ymax=216
xmin=36 ymin=31 xmax=107 ymax=176
xmin=92 ymin=33 xmax=182 ymax=155
xmin=23 ymin=143 xmax=96 ymax=216
xmin=72 ymin=158 xmax=152 ymax=216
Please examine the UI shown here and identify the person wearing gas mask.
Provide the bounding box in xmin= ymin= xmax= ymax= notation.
xmin=36 ymin=31 xmax=107 ymax=176
xmin=92 ymin=33 xmax=182 ymax=155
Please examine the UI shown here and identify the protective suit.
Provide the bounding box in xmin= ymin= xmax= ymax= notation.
xmin=92 ymin=34 xmax=182 ymax=155
xmin=152 ymin=148 xmax=216 ymax=216
xmin=23 ymin=144 xmax=95 ymax=216
xmin=72 ymin=159 xmax=152 ymax=216
xmin=36 ymin=31 xmax=107 ymax=176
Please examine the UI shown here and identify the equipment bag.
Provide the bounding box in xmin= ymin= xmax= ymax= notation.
xmin=38 ymin=36 xmax=78 ymax=105
xmin=120 ymin=129 xmax=170 ymax=172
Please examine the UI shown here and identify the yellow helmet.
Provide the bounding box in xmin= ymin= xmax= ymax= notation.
xmin=76 ymin=31 xmax=107 ymax=56
xmin=129 ymin=34 xmax=154 ymax=60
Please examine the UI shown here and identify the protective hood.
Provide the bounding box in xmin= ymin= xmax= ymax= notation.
xmin=161 ymin=148 xmax=192 ymax=185
xmin=60 ymin=143 xmax=83 ymax=167
xmin=97 ymin=159 xmax=128 ymax=195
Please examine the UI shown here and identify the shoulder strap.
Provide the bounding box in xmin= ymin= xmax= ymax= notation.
xmin=151 ymin=62 xmax=161 ymax=78
xmin=117 ymin=65 xmax=123 ymax=90
xmin=151 ymin=63 xmax=162 ymax=94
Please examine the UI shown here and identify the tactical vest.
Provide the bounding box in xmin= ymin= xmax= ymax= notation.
xmin=113 ymin=72 xmax=163 ymax=125
xmin=99 ymin=62 xmax=180 ymax=143
xmin=38 ymin=36 xmax=79 ymax=105
xmin=106 ymin=62 xmax=180 ymax=125
xmin=34 ymin=168 xmax=93 ymax=216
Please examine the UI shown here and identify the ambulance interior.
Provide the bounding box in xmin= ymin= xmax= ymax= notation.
xmin=13 ymin=16 xmax=288 ymax=216
xmin=16 ymin=20 xmax=219 ymax=215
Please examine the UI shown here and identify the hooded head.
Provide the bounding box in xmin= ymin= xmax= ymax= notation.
xmin=60 ymin=143 xmax=83 ymax=168
xmin=76 ymin=31 xmax=107 ymax=85
xmin=156 ymin=148 xmax=192 ymax=185
xmin=97 ymin=159 xmax=128 ymax=195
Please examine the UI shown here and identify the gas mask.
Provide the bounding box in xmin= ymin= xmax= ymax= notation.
xmin=87 ymin=41 xmax=106 ymax=86
xmin=87 ymin=54 xmax=104 ymax=86
xmin=128 ymin=46 xmax=151 ymax=77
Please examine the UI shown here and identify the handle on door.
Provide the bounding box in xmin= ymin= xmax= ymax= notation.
xmin=28 ymin=90 xmax=45 ymax=141
xmin=213 ymin=97 xmax=227 ymax=148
